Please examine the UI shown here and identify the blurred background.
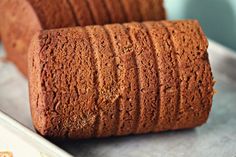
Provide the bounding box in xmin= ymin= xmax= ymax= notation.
xmin=165 ymin=0 xmax=236 ymax=51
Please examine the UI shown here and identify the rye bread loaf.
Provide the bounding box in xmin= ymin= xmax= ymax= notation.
xmin=0 ymin=0 xmax=166 ymax=76
xmin=28 ymin=20 xmax=214 ymax=139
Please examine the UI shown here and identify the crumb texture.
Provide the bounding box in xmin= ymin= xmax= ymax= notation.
xmin=0 ymin=0 xmax=165 ymax=76
xmin=28 ymin=20 xmax=214 ymax=139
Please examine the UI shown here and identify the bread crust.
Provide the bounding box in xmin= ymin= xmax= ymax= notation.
xmin=0 ymin=0 xmax=166 ymax=77
xmin=28 ymin=20 xmax=214 ymax=139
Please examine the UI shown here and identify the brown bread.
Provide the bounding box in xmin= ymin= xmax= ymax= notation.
xmin=0 ymin=0 xmax=76 ymax=76
xmin=0 ymin=0 xmax=165 ymax=76
xmin=104 ymin=24 xmax=139 ymax=136
xmin=138 ymin=0 xmax=166 ymax=21
xmin=28 ymin=20 xmax=214 ymax=139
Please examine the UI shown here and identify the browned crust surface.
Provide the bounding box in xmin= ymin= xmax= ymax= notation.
xmin=143 ymin=21 xmax=180 ymax=131
xmin=103 ymin=0 xmax=126 ymax=23
xmin=123 ymin=22 xmax=159 ymax=134
xmin=85 ymin=25 xmax=119 ymax=137
xmin=104 ymin=24 xmax=139 ymax=136
xmin=29 ymin=20 xmax=214 ymax=139
xmin=120 ymin=0 xmax=142 ymax=22
xmin=1 ymin=0 xmax=166 ymax=77
xmin=27 ymin=0 xmax=76 ymax=28
xmin=162 ymin=20 xmax=214 ymax=129
xmin=0 ymin=0 xmax=42 ymax=76
xmin=86 ymin=0 xmax=111 ymax=25
xmin=67 ymin=0 xmax=94 ymax=26
xmin=0 ymin=0 xmax=76 ymax=76
xmin=138 ymin=0 xmax=166 ymax=21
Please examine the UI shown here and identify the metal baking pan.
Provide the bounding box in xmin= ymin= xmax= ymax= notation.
xmin=0 ymin=39 xmax=236 ymax=157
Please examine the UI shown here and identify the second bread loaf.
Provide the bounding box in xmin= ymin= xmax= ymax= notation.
xmin=0 ymin=0 xmax=165 ymax=76
xmin=28 ymin=20 xmax=214 ymax=139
